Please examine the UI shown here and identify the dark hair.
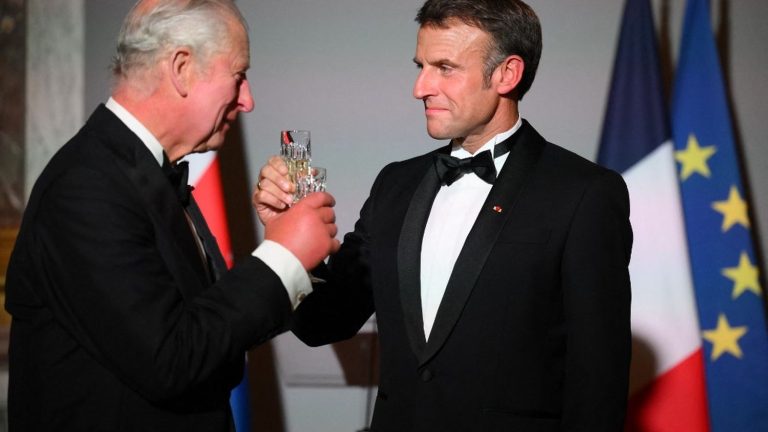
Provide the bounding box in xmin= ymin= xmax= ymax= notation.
xmin=415 ymin=0 xmax=542 ymax=99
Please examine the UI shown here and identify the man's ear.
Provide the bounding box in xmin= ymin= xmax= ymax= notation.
xmin=169 ymin=48 xmax=193 ymax=97
xmin=495 ymin=55 xmax=524 ymax=96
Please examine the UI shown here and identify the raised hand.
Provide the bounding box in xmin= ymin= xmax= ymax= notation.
xmin=252 ymin=156 xmax=295 ymax=224
xmin=263 ymin=191 xmax=340 ymax=270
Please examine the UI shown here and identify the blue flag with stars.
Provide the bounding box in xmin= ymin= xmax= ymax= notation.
xmin=671 ymin=0 xmax=768 ymax=430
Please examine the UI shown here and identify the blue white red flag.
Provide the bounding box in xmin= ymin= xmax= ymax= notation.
xmin=186 ymin=151 xmax=252 ymax=431
xmin=597 ymin=0 xmax=708 ymax=429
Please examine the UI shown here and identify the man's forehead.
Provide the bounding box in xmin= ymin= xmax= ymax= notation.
xmin=223 ymin=44 xmax=250 ymax=71
xmin=415 ymin=23 xmax=488 ymax=56
xmin=418 ymin=16 xmax=484 ymax=35
xmin=224 ymin=20 xmax=250 ymax=64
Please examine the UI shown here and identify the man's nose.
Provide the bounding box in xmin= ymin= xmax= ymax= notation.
xmin=412 ymin=69 xmax=434 ymax=100
xmin=239 ymin=79 xmax=255 ymax=112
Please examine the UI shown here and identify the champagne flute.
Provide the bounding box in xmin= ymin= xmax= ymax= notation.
xmin=280 ymin=130 xmax=311 ymax=202
xmin=279 ymin=132 xmax=328 ymax=284
xmin=295 ymin=166 xmax=327 ymax=199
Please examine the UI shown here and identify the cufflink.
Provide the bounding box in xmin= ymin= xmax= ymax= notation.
xmin=297 ymin=292 xmax=307 ymax=302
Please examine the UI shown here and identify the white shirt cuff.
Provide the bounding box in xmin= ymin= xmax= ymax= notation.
xmin=252 ymin=240 xmax=312 ymax=309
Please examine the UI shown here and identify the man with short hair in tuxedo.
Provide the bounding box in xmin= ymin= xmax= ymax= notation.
xmin=5 ymin=1 xmax=339 ymax=430
xmin=254 ymin=0 xmax=632 ymax=430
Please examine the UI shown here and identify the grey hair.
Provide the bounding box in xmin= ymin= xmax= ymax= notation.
xmin=111 ymin=0 xmax=247 ymax=79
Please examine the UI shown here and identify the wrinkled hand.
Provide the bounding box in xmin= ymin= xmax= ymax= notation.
xmin=264 ymin=191 xmax=340 ymax=270
xmin=252 ymin=156 xmax=295 ymax=225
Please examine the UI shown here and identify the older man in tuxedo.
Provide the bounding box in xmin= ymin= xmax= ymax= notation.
xmin=254 ymin=0 xmax=632 ymax=431
xmin=5 ymin=1 xmax=339 ymax=430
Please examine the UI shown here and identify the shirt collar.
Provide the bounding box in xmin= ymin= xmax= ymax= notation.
xmin=451 ymin=116 xmax=523 ymax=159
xmin=105 ymin=97 xmax=165 ymax=166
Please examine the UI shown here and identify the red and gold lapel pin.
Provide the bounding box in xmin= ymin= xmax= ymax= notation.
xmin=492 ymin=205 xmax=503 ymax=213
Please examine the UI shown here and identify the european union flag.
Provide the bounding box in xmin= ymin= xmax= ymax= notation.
xmin=671 ymin=0 xmax=768 ymax=430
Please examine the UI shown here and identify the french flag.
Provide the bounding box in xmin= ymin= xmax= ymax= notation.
xmin=597 ymin=0 xmax=708 ymax=429
xmin=185 ymin=151 xmax=251 ymax=431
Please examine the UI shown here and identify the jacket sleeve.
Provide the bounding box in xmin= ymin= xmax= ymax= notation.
xmin=560 ymin=169 xmax=633 ymax=431
xmin=290 ymin=165 xmax=394 ymax=346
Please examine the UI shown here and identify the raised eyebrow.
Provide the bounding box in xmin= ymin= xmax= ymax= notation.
xmin=436 ymin=58 xmax=459 ymax=68
xmin=413 ymin=57 xmax=458 ymax=68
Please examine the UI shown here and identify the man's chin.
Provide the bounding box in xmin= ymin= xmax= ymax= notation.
xmin=425 ymin=127 xmax=451 ymax=141
xmin=193 ymin=136 xmax=226 ymax=154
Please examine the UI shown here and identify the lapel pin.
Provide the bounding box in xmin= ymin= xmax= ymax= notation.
xmin=492 ymin=205 xmax=503 ymax=213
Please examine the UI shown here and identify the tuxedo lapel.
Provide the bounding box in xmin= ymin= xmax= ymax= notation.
xmin=87 ymin=106 xmax=211 ymax=295
xmin=186 ymin=196 xmax=228 ymax=281
xmin=126 ymin=149 xmax=212 ymax=293
xmin=397 ymin=150 xmax=446 ymax=357
xmin=419 ymin=121 xmax=546 ymax=366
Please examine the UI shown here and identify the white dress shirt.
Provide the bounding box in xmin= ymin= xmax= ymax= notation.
xmin=420 ymin=118 xmax=522 ymax=339
xmin=105 ymin=98 xmax=311 ymax=308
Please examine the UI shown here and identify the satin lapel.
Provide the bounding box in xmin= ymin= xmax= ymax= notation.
xmin=90 ymin=106 xmax=211 ymax=295
xmin=397 ymin=151 xmax=446 ymax=357
xmin=186 ymin=196 xmax=228 ymax=280
xmin=420 ymin=121 xmax=546 ymax=366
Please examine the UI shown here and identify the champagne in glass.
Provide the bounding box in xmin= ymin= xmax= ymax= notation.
xmin=285 ymin=158 xmax=310 ymax=181
xmin=280 ymin=130 xmax=311 ymax=201
xmin=295 ymin=166 xmax=327 ymax=199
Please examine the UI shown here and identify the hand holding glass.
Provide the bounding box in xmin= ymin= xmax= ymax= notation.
xmin=279 ymin=131 xmax=328 ymax=283
xmin=280 ymin=130 xmax=326 ymax=202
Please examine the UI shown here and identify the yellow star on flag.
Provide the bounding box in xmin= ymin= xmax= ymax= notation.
xmin=712 ymin=185 xmax=750 ymax=232
xmin=674 ymin=134 xmax=717 ymax=181
xmin=722 ymin=252 xmax=761 ymax=299
xmin=702 ymin=314 xmax=748 ymax=361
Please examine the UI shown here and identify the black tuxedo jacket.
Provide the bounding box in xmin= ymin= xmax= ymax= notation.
xmin=293 ymin=121 xmax=632 ymax=431
xmin=5 ymin=105 xmax=292 ymax=431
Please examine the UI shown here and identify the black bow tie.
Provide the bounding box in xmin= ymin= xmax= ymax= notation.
xmin=163 ymin=158 xmax=193 ymax=206
xmin=433 ymin=136 xmax=515 ymax=186
xmin=435 ymin=150 xmax=496 ymax=186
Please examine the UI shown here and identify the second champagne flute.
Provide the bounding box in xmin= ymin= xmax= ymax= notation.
xmin=280 ymin=129 xmax=311 ymax=202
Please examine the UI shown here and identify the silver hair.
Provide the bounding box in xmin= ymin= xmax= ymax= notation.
xmin=111 ymin=0 xmax=247 ymax=79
